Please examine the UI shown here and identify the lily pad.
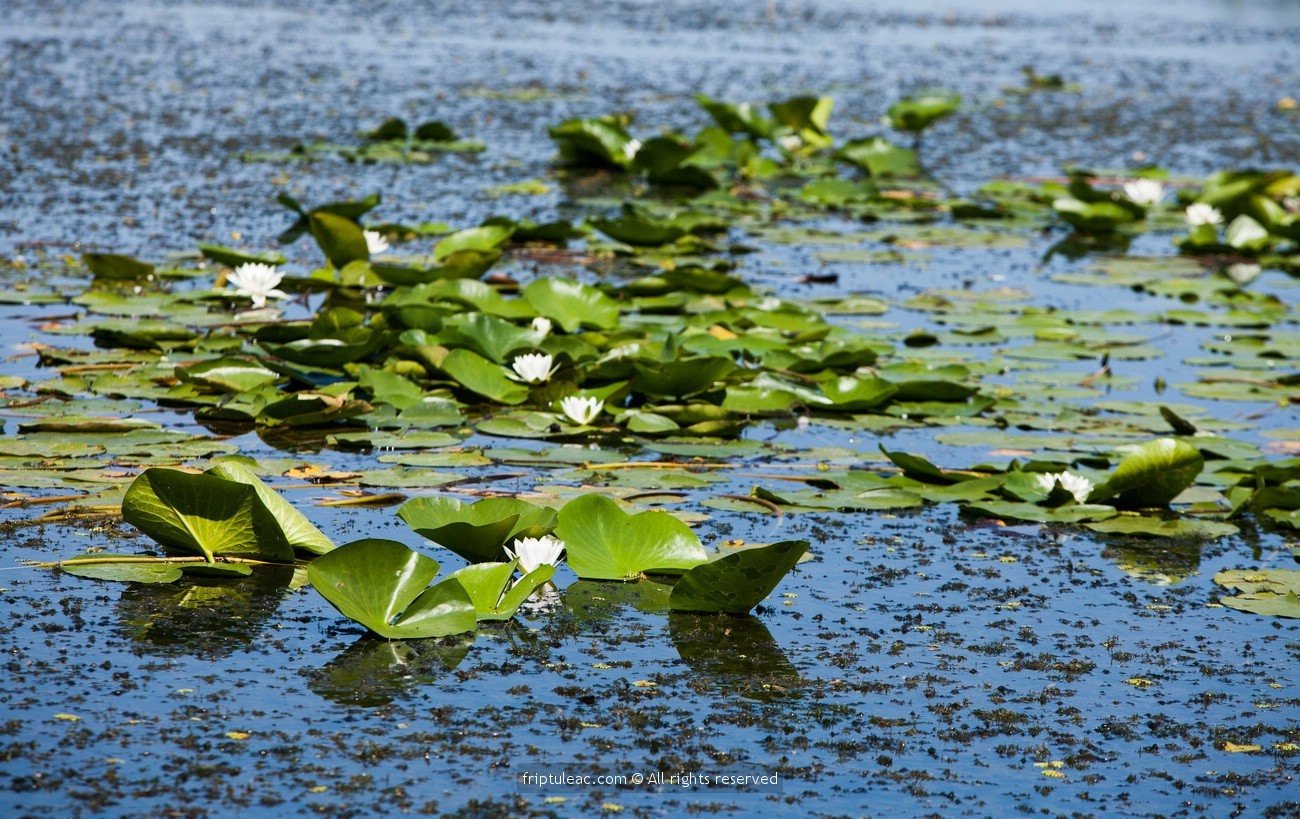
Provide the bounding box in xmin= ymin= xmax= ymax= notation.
xmin=398 ymin=496 xmax=558 ymax=563
xmin=446 ymin=561 xmax=556 ymax=621
xmin=307 ymin=539 xmax=477 ymax=639
xmin=1101 ymin=438 xmax=1204 ymax=507
xmin=121 ymin=468 xmax=295 ymax=562
xmin=669 ymin=541 xmax=810 ymax=614
xmin=556 ymin=494 xmax=708 ymax=580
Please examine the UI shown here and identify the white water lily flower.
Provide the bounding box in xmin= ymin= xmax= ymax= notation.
xmin=622 ymin=138 xmax=642 ymax=161
xmin=505 ymin=535 xmax=566 ymax=575
xmin=1184 ymin=203 xmax=1223 ymax=226
xmin=511 ymin=353 xmax=558 ymax=384
xmin=363 ymin=230 xmax=389 ymax=255
xmin=531 ymin=316 xmax=553 ymax=337
xmin=226 ymin=263 xmax=288 ymax=309
xmin=1034 ymin=471 xmax=1094 ymax=504
xmin=778 ymin=134 xmax=803 ymax=152
xmin=1122 ymin=179 xmax=1165 ymax=206
xmin=559 ymin=395 xmax=603 ymax=425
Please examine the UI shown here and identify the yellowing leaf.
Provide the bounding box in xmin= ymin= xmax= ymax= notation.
xmin=1223 ymin=741 xmax=1261 ymax=753
xmin=53 ymin=713 xmax=80 ymax=722
xmin=1124 ymin=677 xmax=1155 ymax=688
xmin=225 ymin=731 xmax=251 ymax=740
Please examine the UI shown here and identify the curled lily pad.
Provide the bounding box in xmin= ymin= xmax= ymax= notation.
xmin=669 ymin=540 xmax=809 ymax=615
xmin=447 ymin=561 xmax=556 ymax=621
xmin=886 ymin=90 xmax=960 ymax=134
xmin=1100 ymin=438 xmax=1204 ymax=508
xmin=398 ymin=497 xmax=558 ymax=564
xmin=307 ymin=539 xmax=477 ymax=639
xmin=556 ymin=494 xmax=708 ymax=581
xmin=121 ymin=468 xmax=295 ymax=562
xmin=205 ymin=460 xmax=334 ymax=555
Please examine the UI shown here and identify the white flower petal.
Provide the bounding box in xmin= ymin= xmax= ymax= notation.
xmin=559 ymin=395 xmax=603 ymax=426
xmin=1184 ymin=203 xmax=1223 ymax=226
xmin=363 ymin=230 xmax=389 ymax=255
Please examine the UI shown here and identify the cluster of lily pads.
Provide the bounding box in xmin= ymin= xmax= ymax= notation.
xmin=49 ymin=460 xmax=809 ymax=637
xmin=241 ymin=116 xmax=484 ymax=164
xmin=6 ymin=88 xmax=1299 ymax=621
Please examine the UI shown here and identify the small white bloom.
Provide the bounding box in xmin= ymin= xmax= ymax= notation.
xmin=363 ymin=230 xmax=389 ymax=255
xmin=510 ymin=353 xmax=557 ymax=384
xmin=1034 ymin=471 xmax=1094 ymax=504
xmin=531 ymin=316 xmax=553 ymax=337
xmin=778 ymin=134 xmax=803 ymax=152
xmin=559 ymin=395 xmax=604 ymax=426
xmin=505 ymin=535 xmax=566 ymax=575
xmin=622 ymin=138 xmax=642 ymax=161
xmin=226 ymin=263 xmax=288 ymax=309
xmin=1224 ymin=262 xmax=1261 ymax=284
xmin=1184 ymin=203 xmax=1223 ymax=226
xmin=1122 ymin=179 xmax=1165 ymax=206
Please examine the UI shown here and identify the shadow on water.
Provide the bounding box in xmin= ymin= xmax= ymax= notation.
xmin=115 ymin=565 xmax=295 ymax=658
xmin=1103 ymin=538 xmax=1205 ymax=586
xmin=307 ymin=634 xmax=475 ymax=707
xmin=668 ymin=612 xmax=801 ymax=702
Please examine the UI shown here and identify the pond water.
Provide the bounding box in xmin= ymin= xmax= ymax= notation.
xmin=1 ymin=0 xmax=1298 ymax=816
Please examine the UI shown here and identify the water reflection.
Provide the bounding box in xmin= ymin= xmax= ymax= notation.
xmin=1104 ymin=539 xmax=1203 ymax=586
xmin=1042 ymin=231 xmax=1132 ymax=263
xmin=562 ymin=579 xmax=674 ymax=621
xmin=308 ymin=635 xmax=474 ymax=707
xmin=668 ymin=613 xmax=800 ymax=701
xmin=115 ymin=565 xmax=294 ymax=658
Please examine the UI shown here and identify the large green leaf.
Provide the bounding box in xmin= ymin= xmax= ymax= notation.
xmin=121 ymin=468 xmax=294 ymax=562
xmin=205 ymin=460 xmax=335 ymax=555
xmin=398 ymin=497 xmax=557 ymax=563
xmin=886 ymin=90 xmax=960 ymax=133
xmin=1215 ymin=569 xmax=1300 ymax=618
xmin=838 ymin=137 xmax=919 ymax=177
xmin=447 ymin=561 xmax=556 ymax=621
xmin=307 ymin=539 xmax=477 ymax=639
xmin=1101 ymin=438 xmax=1204 ymax=507
xmin=176 ymin=357 xmax=281 ymax=394
xmin=433 ymin=226 xmax=514 ymax=261
xmin=669 ymin=541 xmax=809 ymax=614
xmin=59 ymin=554 xmax=185 ymax=584
xmin=83 ymin=253 xmax=156 ymax=281
xmin=523 ymin=278 xmax=620 ymax=332
xmin=555 ymin=494 xmax=708 ymax=580
xmin=438 ymin=348 xmax=530 ymax=404
xmin=1085 ymin=517 xmax=1238 ymax=539
xmin=309 ymin=211 xmax=370 ymax=268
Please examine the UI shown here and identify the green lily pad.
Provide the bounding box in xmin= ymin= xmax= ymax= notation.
xmin=1084 ymin=517 xmax=1239 ymax=539
xmin=523 ymin=278 xmax=620 ymax=332
xmin=59 ymin=554 xmax=185 ymax=584
xmin=205 ymin=459 xmax=334 ymax=555
xmin=1101 ymin=438 xmax=1204 ymax=507
xmin=307 ymin=539 xmax=477 ymax=639
xmin=1214 ymin=569 xmax=1300 ymax=618
xmin=398 ymin=496 xmax=558 ymax=563
xmin=446 ymin=561 xmax=556 ymax=621
xmin=669 ymin=540 xmax=810 ymax=614
xmin=556 ymin=494 xmax=708 ymax=580
xmin=121 ymin=468 xmax=295 ymax=562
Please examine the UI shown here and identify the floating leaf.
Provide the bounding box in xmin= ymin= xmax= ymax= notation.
xmin=59 ymin=554 xmax=185 ymax=584
xmin=556 ymin=494 xmax=707 ymax=580
xmin=447 ymin=561 xmax=556 ymax=621
xmin=205 ymin=460 xmax=334 ymax=555
xmin=669 ymin=541 xmax=809 ymax=614
xmin=1101 ymin=438 xmax=1204 ymax=507
xmin=121 ymin=468 xmax=295 ymax=562
xmin=82 ymin=253 xmax=155 ymax=281
xmin=307 ymin=539 xmax=477 ymax=638
xmin=398 ymin=497 xmax=557 ymax=564
xmin=886 ymin=90 xmax=960 ymax=133
xmin=1084 ymin=517 xmax=1238 ymax=539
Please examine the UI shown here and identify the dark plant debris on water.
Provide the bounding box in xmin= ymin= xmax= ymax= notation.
xmin=0 ymin=0 xmax=1298 ymax=816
